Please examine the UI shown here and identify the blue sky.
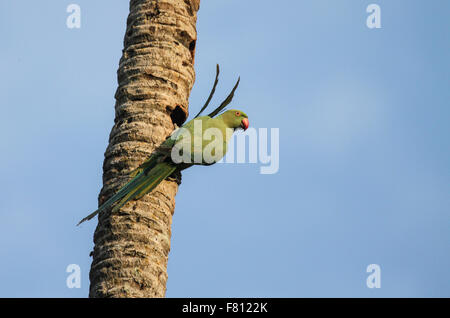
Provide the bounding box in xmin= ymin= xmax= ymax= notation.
xmin=0 ymin=0 xmax=448 ymax=297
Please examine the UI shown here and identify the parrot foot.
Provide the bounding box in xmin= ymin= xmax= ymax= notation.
xmin=167 ymin=170 xmax=182 ymax=185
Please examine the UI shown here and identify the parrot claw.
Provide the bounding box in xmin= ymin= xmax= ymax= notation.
xmin=167 ymin=170 xmax=182 ymax=185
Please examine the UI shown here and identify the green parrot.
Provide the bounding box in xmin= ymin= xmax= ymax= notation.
xmin=78 ymin=65 xmax=249 ymax=225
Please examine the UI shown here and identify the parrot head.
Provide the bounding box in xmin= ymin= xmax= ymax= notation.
xmin=221 ymin=109 xmax=249 ymax=131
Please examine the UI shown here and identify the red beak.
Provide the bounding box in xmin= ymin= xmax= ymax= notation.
xmin=241 ymin=118 xmax=249 ymax=131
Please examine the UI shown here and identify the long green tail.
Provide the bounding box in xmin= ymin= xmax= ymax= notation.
xmin=77 ymin=162 xmax=176 ymax=225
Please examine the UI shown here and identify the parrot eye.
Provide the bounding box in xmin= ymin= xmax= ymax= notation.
xmin=235 ymin=111 xmax=241 ymax=117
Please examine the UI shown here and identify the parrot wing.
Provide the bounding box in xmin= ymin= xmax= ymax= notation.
xmin=194 ymin=64 xmax=220 ymax=119
xmin=207 ymin=76 xmax=240 ymax=118
xmin=194 ymin=64 xmax=240 ymax=119
xmin=127 ymin=129 xmax=180 ymax=177
xmin=111 ymin=162 xmax=176 ymax=212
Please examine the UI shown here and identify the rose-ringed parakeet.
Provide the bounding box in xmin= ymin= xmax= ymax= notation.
xmin=78 ymin=65 xmax=249 ymax=225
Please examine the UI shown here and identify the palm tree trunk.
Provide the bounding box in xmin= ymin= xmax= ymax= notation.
xmin=89 ymin=0 xmax=200 ymax=298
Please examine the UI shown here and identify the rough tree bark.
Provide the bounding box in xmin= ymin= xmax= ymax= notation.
xmin=89 ymin=0 xmax=200 ymax=298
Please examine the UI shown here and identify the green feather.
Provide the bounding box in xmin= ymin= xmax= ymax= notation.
xmin=77 ymin=171 xmax=148 ymax=225
xmin=77 ymin=163 xmax=176 ymax=225
xmin=112 ymin=163 xmax=176 ymax=211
